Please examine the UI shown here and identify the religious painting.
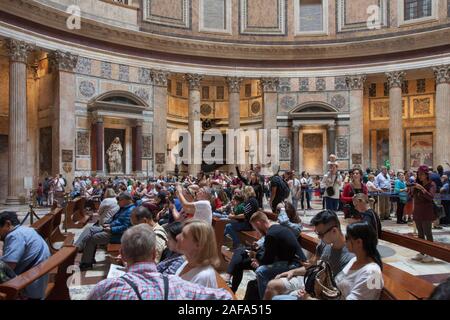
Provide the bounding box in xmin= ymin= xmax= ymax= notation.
xmin=62 ymin=150 xmax=73 ymax=163
xmin=302 ymin=133 xmax=323 ymax=175
xmin=155 ymin=153 xmax=165 ymax=164
xmin=409 ymin=132 xmax=433 ymax=170
xmin=370 ymin=98 xmax=408 ymax=120
xmin=409 ymin=95 xmax=434 ymax=118
xmin=376 ymin=130 xmax=389 ymax=168
xmin=352 ymin=153 xmax=362 ymax=165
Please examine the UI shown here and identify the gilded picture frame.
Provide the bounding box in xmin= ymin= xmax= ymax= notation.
xmin=409 ymin=95 xmax=434 ymax=118
xmin=369 ymin=98 xmax=408 ymax=120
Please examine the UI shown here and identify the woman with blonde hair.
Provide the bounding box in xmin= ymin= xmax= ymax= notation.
xmin=175 ymin=219 xmax=220 ymax=288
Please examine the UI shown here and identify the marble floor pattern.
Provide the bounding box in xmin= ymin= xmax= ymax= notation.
xmin=1 ymin=201 xmax=449 ymax=299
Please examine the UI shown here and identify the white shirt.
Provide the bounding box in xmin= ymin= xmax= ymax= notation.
xmin=175 ymin=261 xmax=218 ymax=288
xmin=334 ymin=257 xmax=383 ymax=300
xmin=193 ymin=200 xmax=212 ymax=225
xmin=366 ymin=181 xmax=378 ymax=192
xmin=320 ymin=173 xmax=342 ymax=199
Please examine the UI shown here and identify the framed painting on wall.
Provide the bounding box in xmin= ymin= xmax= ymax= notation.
xmin=407 ymin=131 xmax=434 ymax=170
xmin=369 ymin=98 xmax=408 ymax=120
xmin=409 ymin=95 xmax=434 ymax=118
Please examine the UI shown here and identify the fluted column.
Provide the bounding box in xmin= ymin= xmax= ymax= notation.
xmin=5 ymin=39 xmax=33 ymax=204
xmin=226 ymin=76 xmax=243 ymax=171
xmin=346 ymin=75 xmax=366 ymax=168
xmin=386 ymin=71 xmax=406 ymax=171
xmin=185 ymin=74 xmax=203 ymax=176
xmin=433 ymin=66 xmax=450 ymax=167
xmin=151 ymin=70 xmax=169 ymax=176
xmin=260 ymin=77 xmax=280 ymax=169
xmin=327 ymin=123 xmax=336 ymax=156
xmin=292 ymin=125 xmax=300 ymax=173
xmin=132 ymin=120 xmax=143 ymax=173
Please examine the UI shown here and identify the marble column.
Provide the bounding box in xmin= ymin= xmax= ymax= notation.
xmin=5 ymin=39 xmax=33 ymax=204
xmin=327 ymin=123 xmax=336 ymax=156
xmin=151 ymin=70 xmax=169 ymax=176
xmin=260 ymin=77 xmax=280 ymax=169
xmin=132 ymin=120 xmax=143 ymax=173
xmin=346 ymin=75 xmax=366 ymax=168
xmin=292 ymin=125 xmax=300 ymax=173
xmin=185 ymin=74 xmax=203 ymax=176
xmin=93 ymin=116 xmax=104 ymax=175
xmin=386 ymin=71 xmax=406 ymax=171
xmin=225 ymin=76 xmax=243 ymax=171
xmin=433 ymin=65 xmax=450 ymax=167
xmin=48 ymin=50 xmax=78 ymax=186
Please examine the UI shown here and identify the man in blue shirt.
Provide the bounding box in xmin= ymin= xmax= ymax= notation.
xmin=78 ymin=192 xmax=135 ymax=270
xmin=0 ymin=211 xmax=50 ymax=299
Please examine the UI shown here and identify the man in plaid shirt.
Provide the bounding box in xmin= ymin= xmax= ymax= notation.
xmin=88 ymin=224 xmax=232 ymax=300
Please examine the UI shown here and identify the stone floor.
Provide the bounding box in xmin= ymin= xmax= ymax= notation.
xmin=1 ymin=199 xmax=450 ymax=299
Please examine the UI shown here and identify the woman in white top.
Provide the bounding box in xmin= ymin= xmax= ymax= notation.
xmin=175 ymin=219 xmax=220 ymax=288
xmin=298 ymin=222 xmax=383 ymax=300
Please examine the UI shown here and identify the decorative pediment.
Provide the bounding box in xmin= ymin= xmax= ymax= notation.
xmin=290 ymin=102 xmax=338 ymax=119
xmin=88 ymin=91 xmax=148 ymax=118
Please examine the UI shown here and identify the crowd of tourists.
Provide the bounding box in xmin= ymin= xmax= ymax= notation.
xmin=1 ymin=155 xmax=450 ymax=300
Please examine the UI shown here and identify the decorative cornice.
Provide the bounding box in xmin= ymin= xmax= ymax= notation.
xmin=432 ymin=65 xmax=450 ymax=84
xmin=184 ymin=73 xmax=203 ymax=91
xmin=4 ymin=38 xmax=33 ymax=63
xmin=345 ymin=75 xmax=366 ymax=90
xmin=385 ymin=71 xmax=406 ymax=89
xmin=48 ymin=50 xmax=78 ymax=72
xmin=225 ymin=77 xmax=243 ymax=93
xmin=150 ymin=69 xmax=170 ymax=87
xmin=260 ymin=77 xmax=280 ymax=93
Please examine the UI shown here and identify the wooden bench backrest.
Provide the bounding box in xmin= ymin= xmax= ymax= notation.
xmin=381 ymin=230 xmax=450 ymax=263
xmin=31 ymin=213 xmax=54 ymax=242
xmin=215 ymin=272 xmax=236 ymax=300
xmin=0 ymin=246 xmax=77 ymax=300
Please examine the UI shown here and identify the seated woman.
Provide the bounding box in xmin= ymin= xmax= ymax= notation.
xmin=275 ymin=222 xmax=384 ymax=300
xmin=175 ymin=219 xmax=220 ymax=288
xmin=97 ymin=188 xmax=119 ymax=226
xmin=350 ymin=193 xmax=382 ymax=239
xmin=276 ymin=202 xmax=302 ymax=238
xmin=157 ymin=222 xmax=186 ymax=275
xmin=224 ymin=186 xmax=258 ymax=249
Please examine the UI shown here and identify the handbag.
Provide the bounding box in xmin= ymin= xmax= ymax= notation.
xmin=303 ymin=260 xmax=341 ymax=300
xmin=326 ymin=175 xmax=338 ymax=197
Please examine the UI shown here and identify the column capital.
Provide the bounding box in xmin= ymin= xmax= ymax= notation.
xmin=259 ymin=77 xmax=280 ymax=93
xmin=225 ymin=76 xmax=243 ymax=93
xmin=91 ymin=113 xmax=104 ymax=124
xmin=432 ymin=65 xmax=450 ymax=84
xmin=151 ymin=69 xmax=170 ymax=87
xmin=4 ymin=39 xmax=33 ymax=64
xmin=48 ymin=50 xmax=79 ymax=73
xmin=134 ymin=119 xmax=144 ymax=127
xmin=184 ymin=73 xmax=203 ymax=91
xmin=327 ymin=123 xmax=336 ymax=131
xmin=345 ymin=74 xmax=366 ymax=90
xmin=385 ymin=71 xmax=406 ymax=89
xmin=292 ymin=125 xmax=300 ymax=132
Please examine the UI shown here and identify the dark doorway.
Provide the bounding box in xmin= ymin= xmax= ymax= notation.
xmin=39 ymin=127 xmax=52 ymax=176
xmin=0 ymin=135 xmax=7 ymax=201
xmin=104 ymin=128 xmax=126 ymax=174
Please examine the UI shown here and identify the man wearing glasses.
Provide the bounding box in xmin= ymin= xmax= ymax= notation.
xmin=265 ymin=210 xmax=354 ymax=300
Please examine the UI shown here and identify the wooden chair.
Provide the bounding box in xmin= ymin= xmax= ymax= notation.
xmin=0 ymin=246 xmax=77 ymax=300
xmin=63 ymin=197 xmax=90 ymax=229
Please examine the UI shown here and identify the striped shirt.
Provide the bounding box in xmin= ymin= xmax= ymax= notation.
xmin=88 ymin=262 xmax=232 ymax=300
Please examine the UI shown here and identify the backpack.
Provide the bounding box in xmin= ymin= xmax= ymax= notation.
xmin=303 ymin=260 xmax=341 ymax=300
xmin=272 ymin=175 xmax=290 ymax=200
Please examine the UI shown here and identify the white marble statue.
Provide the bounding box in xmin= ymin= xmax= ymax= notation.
xmin=106 ymin=137 xmax=123 ymax=173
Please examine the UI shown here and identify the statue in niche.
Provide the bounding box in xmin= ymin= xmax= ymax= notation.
xmin=107 ymin=137 xmax=123 ymax=173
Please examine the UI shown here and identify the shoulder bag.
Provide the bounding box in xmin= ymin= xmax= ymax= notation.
xmin=303 ymin=260 xmax=341 ymax=300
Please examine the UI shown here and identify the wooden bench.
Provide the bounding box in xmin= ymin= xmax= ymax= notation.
xmin=212 ymin=217 xmax=229 ymax=271
xmin=63 ymin=197 xmax=90 ymax=229
xmin=0 ymin=246 xmax=77 ymax=300
xmin=31 ymin=209 xmax=75 ymax=253
xmin=215 ymin=271 xmax=236 ymax=300
xmin=381 ymin=230 xmax=450 ymax=263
